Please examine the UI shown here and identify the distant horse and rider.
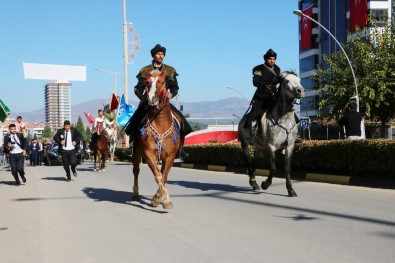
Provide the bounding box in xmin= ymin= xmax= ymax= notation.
xmin=107 ymin=126 xmax=117 ymax=162
xmin=90 ymin=108 xmax=119 ymax=171
xmin=91 ymin=122 xmax=108 ymax=172
xmin=238 ymin=71 xmax=305 ymax=197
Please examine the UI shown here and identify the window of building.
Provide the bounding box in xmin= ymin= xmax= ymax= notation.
xmin=301 ymin=78 xmax=315 ymax=90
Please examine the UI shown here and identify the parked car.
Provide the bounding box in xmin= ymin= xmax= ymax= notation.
xmin=44 ymin=143 xmax=84 ymax=166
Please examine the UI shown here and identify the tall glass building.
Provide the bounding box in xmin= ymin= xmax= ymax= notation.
xmin=45 ymin=82 xmax=72 ymax=129
xmin=297 ymin=0 xmax=392 ymax=119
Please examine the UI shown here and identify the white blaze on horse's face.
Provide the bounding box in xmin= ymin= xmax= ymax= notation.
xmin=281 ymin=72 xmax=305 ymax=99
xmin=148 ymin=77 xmax=159 ymax=106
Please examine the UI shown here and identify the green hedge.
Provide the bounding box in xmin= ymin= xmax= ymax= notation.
xmin=183 ymin=139 xmax=395 ymax=178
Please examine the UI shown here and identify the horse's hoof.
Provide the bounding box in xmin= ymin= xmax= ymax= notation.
xmin=131 ymin=194 xmax=140 ymax=201
xmin=249 ymin=180 xmax=260 ymax=191
xmin=151 ymin=198 xmax=160 ymax=207
xmin=102 ymin=169 xmax=106 ymax=172
xmin=288 ymin=190 xmax=297 ymax=197
xmin=162 ymin=201 xmax=173 ymax=209
xmin=261 ymin=181 xmax=270 ymax=190
xmin=98 ymin=170 xmax=102 ymax=173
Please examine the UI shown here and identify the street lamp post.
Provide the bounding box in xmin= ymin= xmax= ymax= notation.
xmin=227 ymin=86 xmax=250 ymax=105
xmin=95 ymin=68 xmax=123 ymax=93
xmin=123 ymin=0 xmax=129 ymax=102
xmin=293 ymin=9 xmax=359 ymax=112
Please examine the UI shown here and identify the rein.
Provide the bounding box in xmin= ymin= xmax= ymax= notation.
xmin=268 ymin=73 xmax=298 ymax=145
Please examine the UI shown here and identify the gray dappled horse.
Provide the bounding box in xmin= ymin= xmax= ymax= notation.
xmin=238 ymin=71 xmax=305 ymax=197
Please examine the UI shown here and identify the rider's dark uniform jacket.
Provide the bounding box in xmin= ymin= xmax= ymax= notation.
xmin=252 ymin=63 xmax=281 ymax=100
xmin=125 ymin=63 xmax=192 ymax=139
xmin=134 ymin=63 xmax=179 ymax=100
xmin=247 ymin=63 xmax=281 ymax=122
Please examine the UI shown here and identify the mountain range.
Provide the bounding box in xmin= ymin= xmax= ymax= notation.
xmin=10 ymin=97 xmax=249 ymax=124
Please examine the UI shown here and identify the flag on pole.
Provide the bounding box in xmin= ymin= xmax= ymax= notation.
xmin=301 ymin=5 xmax=313 ymax=51
xmin=0 ymin=99 xmax=10 ymax=123
xmin=116 ymin=94 xmax=135 ymax=127
xmin=109 ymin=92 xmax=119 ymax=112
xmin=84 ymin=111 xmax=95 ymax=124
xmin=350 ymin=0 xmax=368 ymax=32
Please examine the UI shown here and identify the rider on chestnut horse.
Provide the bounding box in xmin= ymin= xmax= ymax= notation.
xmin=91 ymin=109 xmax=114 ymax=149
xmin=125 ymin=44 xmax=192 ymax=157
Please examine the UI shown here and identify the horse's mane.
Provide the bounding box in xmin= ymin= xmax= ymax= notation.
xmin=282 ymin=70 xmax=298 ymax=77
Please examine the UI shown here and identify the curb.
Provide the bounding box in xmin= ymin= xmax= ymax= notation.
xmin=173 ymin=162 xmax=395 ymax=189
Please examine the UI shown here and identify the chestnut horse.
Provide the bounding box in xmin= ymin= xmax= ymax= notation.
xmin=92 ymin=122 xmax=108 ymax=172
xmin=131 ymin=69 xmax=181 ymax=209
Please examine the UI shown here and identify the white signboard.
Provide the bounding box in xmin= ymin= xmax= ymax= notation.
xmin=23 ymin=63 xmax=86 ymax=82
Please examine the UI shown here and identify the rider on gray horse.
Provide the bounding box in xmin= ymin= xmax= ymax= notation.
xmin=244 ymin=49 xmax=300 ymax=143
xmin=125 ymin=44 xmax=192 ymax=158
xmin=244 ymin=49 xmax=281 ymax=141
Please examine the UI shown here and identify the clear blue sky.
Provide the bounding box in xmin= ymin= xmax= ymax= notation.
xmin=1 ymin=0 xmax=299 ymax=112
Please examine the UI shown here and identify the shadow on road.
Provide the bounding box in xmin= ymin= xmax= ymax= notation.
xmin=167 ymin=180 xmax=254 ymax=194
xmin=77 ymin=167 xmax=94 ymax=172
xmin=168 ymin=181 xmax=395 ymax=227
xmin=42 ymin=177 xmax=67 ymax=182
xmin=82 ymin=187 xmax=168 ymax=214
xmin=0 ymin=181 xmax=19 ymax=186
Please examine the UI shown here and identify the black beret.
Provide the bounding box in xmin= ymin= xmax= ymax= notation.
xmin=263 ymin=48 xmax=277 ymax=60
xmin=150 ymin=44 xmax=166 ymax=57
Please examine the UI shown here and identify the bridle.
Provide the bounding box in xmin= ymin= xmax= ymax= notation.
xmin=145 ymin=73 xmax=169 ymax=113
xmin=267 ymin=72 xmax=303 ymax=144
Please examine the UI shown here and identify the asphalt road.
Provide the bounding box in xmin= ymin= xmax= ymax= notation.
xmin=1 ymin=160 xmax=394 ymax=263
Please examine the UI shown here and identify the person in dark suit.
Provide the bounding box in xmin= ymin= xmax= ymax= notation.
xmin=338 ymin=102 xmax=363 ymax=140
xmin=53 ymin=120 xmax=82 ymax=181
xmin=3 ymin=123 xmax=28 ymax=185
xmin=29 ymin=139 xmax=39 ymax=166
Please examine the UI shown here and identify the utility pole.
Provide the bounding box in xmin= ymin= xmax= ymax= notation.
xmin=123 ymin=0 xmax=129 ymax=102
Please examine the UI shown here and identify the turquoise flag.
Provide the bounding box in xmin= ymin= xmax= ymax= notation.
xmin=116 ymin=94 xmax=135 ymax=127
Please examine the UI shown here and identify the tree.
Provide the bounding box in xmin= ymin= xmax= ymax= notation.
xmin=85 ymin=126 xmax=91 ymax=141
xmin=103 ymin=103 xmax=116 ymax=121
xmin=192 ymin=123 xmax=202 ymax=131
xmin=312 ymin=12 xmax=395 ymax=136
xmin=42 ymin=125 xmax=53 ymax=139
xmin=75 ymin=116 xmax=87 ymax=141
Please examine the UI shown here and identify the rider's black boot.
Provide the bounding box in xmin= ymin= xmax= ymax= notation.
xmin=179 ymin=133 xmax=189 ymax=160
xmin=250 ymin=120 xmax=258 ymax=145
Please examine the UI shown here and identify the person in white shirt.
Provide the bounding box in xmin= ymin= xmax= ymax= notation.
xmin=91 ymin=109 xmax=114 ymax=148
xmin=53 ymin=120 xmax=82 ymax=182
xmin=2 ymin=123 xmax=28 ymax=185
xmin=38 ymin=138 xmax=44 ymax=166
xmin=93 ymin=109 xmax=114 ymax=132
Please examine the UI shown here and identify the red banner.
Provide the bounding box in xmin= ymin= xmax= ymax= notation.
xmin=109 ymin=92 xmax=119 ymax=112
xmin=301 ymin=5 xmax=313 ymax=51
xmin=350 ymin=0 xmax=368 ymax=32
xmin=84 ymin=111 xmax=95 ymax=124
